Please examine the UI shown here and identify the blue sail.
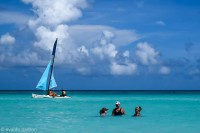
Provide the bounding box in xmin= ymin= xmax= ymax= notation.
xmin=36 ymin=60 xmax=57 ymax=91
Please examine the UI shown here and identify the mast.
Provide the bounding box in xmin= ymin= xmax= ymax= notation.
xmin=46 ymin=38 xmax=58 ymax=94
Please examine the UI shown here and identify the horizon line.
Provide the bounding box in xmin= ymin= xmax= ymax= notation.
xmin=0 ymin=89 xmax=200 ymax=91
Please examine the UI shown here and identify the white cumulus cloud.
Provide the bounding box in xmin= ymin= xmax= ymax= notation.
xmin=0 ymin=33 xmax=16 ymax=45
xmin=68 ymin=25 xmax=140 ymax=47
xmin=136 ymin=42 xmax=159 ymax=65
xmin=159 ymin=66 xmax=171 ymax=75
xmin=78 ymin=45 xmax=89 ymax=56
xmin=110 ymin=62 xmax=137 ymax=75
xmin=91 ymin=30 xmax=118 ymax=60
xmin=22 ymin=0 xmax=88 ymax=66
xmin=92 ymin=44 xmax=118 ymax=60
xmin=34 ymin=25 xmax=69 ymax=51
xmin=22 ymin=0 xmax=88 ymax=27
xmin=123 ymin=50 xmax=130 ymax=58
xmin=103 ymin=30 xmax=115 ymax=39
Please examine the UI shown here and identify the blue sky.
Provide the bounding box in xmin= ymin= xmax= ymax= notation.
xmin=0 ymin=0 xmax=200 ymax=90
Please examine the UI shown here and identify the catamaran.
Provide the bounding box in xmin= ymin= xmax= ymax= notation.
xmin=32 ymin=38 xmax=71 ymax=98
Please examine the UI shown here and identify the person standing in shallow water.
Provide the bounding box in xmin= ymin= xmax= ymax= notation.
xmin=112 ymin=101 xmax=125 ymax=116
xmin=99 ymin=108 xmax=108 ymax=116
xmin=133 ymin=106 xmax=142 ymax=117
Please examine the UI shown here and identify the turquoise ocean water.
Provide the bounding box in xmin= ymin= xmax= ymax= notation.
xmin=0 ymin=90 xmax=200 ymax=133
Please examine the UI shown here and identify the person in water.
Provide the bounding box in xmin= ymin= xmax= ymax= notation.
xmin=112 ymin=101 xmax=125 ymax=116
xmin=133 ymin=106 xmax=142 ymax=117
xmin=60 ymin=90 xmax=67 ymax=97
xmin=99 ymin=107 xmax=108 ymax=116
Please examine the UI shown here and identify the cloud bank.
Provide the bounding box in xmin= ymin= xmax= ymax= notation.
xmin=8 ymin=0 xmax=140 ymax=76
xmin=0 ymin=0 xmax=174 ymax=76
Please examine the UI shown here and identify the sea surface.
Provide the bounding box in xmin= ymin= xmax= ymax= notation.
xmin=0 ymin=90 xmax=200 ymax=133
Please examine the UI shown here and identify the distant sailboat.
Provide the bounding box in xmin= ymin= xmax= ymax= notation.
xmin=32 ymin=38 xmax=71 ymax=98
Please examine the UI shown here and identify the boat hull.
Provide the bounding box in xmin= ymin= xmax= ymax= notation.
xmin=32 ymin=93 xmax=71 ymax=99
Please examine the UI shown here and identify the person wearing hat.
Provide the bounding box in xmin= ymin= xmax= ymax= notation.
xmin=100 ymin=107 xmax=108 ymax=116
xmin=112 ymin=101 xmax=125 ymax=116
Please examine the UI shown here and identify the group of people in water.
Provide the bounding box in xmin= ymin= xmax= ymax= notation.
xmin=48 ymin=89 xmax=67 ymax=97
xmin=99 ymin=101 xmax=142 ymax=117
xmin=48 ymin=91 xmax=141 ymax=116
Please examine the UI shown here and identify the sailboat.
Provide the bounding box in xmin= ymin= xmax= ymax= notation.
xmin=32 ymin=38 xmax=71 ymax=98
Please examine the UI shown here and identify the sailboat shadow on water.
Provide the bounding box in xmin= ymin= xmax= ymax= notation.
xmin=32 ymin=38 xmax=71 ymax=99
